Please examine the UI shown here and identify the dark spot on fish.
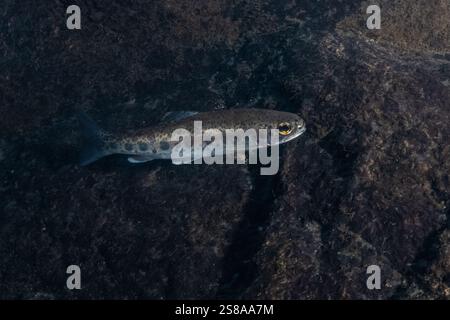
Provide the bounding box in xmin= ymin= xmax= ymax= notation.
xmin=108 ymin=142 xmax=117 ymax=150
xmin=125 ymin=143 xmax=133 ymax=151
xmin=160 ymin=141 xmax=170 ymax=150
xmin=152 ymin=148 xmax=157 ymax=154
xmin=138 ymin=142 xmax=148 ymax=151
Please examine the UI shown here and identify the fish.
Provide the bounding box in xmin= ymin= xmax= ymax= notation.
xmin=78 ymin=108 xmax=306 ymax=166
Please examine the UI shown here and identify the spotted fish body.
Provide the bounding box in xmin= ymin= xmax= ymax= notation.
xmin=79 ymin=109 xmax=306 ymax=165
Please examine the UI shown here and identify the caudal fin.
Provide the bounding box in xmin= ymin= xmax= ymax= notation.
xmin=78 ymin=112 xmax=109 ymax=166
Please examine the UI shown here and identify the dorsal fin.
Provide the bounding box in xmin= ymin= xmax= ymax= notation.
xmin=161 ymin=111 xmax=199 ymax=123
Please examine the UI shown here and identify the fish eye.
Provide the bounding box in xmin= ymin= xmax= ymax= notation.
xmin=278 ymin=122 xmax=293 ymax=136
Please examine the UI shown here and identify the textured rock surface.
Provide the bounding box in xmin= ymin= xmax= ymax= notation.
xmin=0 ymin=0 xmax=449 ymax=299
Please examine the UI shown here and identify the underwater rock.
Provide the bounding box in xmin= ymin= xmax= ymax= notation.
xmin=0 ymin=0 xmax=449 ymax=299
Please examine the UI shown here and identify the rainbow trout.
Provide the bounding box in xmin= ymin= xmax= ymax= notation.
xmin=79 ymin=109 xmax=306 ymax=168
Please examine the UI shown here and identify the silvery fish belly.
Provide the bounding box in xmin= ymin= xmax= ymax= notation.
xmin=78 ymin=108 xmax=306 ymax=165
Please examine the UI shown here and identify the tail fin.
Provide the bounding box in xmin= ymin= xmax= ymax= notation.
xmin=78 ymin=112 xmax=109 ymax=166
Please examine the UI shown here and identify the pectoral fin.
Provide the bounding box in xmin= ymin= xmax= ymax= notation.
xmin=127 ymin=155 xmax=156 ymax=163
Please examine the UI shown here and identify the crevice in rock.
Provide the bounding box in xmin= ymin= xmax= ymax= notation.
xmin=215 ymin=163 xmax=280 ymax=298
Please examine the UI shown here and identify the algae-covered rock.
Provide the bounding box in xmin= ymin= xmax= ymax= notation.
xmin=0 ymin=0 xmax=449 ymax=299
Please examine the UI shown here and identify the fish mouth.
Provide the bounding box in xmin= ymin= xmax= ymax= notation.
xmin=297 ymin=125 xmax=306 ymax=135
xmin=279 ymin=125 xmax=306 ymax=144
